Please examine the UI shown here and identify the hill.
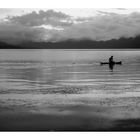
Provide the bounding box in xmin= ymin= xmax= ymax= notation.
xmin=0 ymin=36 xmax=140 ymax=49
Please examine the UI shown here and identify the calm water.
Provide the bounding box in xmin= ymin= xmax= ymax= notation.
xmin=0 ymin=49 xmax=140 ymax=94
xmin=1 ymin=49 xmax=140 ymax=131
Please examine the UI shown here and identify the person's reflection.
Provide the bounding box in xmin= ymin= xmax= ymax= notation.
xmin=109 ymin=63 xmax=115 ymax=71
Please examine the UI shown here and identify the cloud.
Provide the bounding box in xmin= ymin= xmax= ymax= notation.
xmin=97 ymin=11 xmax=120 ymax=16
xmin=8 ymin=10 xmax=72 ymax=27
xmin=47 ymin=12 xmax=140 ymax=42
xmin=115 ymin=8 xmax=127 ymax=10
xmin=1 ymin=9 xmax=140 ymax=44
xmin=0 ymin=9 xmax=73 ymax=44
xmin=0 ymin=22 xmax=46 ymax=44
xmin=0 ymin=9 xmax=24 ymax=19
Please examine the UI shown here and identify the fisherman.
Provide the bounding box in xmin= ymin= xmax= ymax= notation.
xmin=109 ymin=56 xmax=114 ymax=63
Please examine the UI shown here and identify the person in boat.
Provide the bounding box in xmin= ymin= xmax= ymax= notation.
xmin=109 ymin=56 xmax=114 ymax=71
xmin=109 ymin=56 xmax=114 ymax=64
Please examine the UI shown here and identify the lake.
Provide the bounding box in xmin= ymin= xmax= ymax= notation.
xmin=0 ymin=49 xmax=140 ymax=131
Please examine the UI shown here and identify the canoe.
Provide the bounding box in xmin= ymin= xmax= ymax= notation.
xmin=100 ymin=61 xmax=122 ymax=65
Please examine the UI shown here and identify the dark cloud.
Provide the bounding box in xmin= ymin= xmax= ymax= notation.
xmin=0 ymin=9 xmax=74 ymax=44
xmin=48 ymin=12 xmax=140 ymax=42
xmin=8 ymin=10 xmax=72 ymax=27
xmin=0 ymin=22 xmax=46 ymax=44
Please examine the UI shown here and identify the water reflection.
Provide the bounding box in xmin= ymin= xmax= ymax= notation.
xmin=109 ymin=63 xmax=115 ymax=71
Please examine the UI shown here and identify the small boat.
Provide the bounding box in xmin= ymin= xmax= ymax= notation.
xmin=100 ymin=61 xmax=122 ymax=65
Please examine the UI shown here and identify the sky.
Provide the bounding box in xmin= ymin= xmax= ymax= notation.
xmin=1 ymin=8 xmax=140 ymax=44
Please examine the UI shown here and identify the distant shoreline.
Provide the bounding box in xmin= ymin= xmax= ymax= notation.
xmin=1 ymin=35 xmax=140 ymax=49
xmin=0 ymin=49 xmax=139 ymax=51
